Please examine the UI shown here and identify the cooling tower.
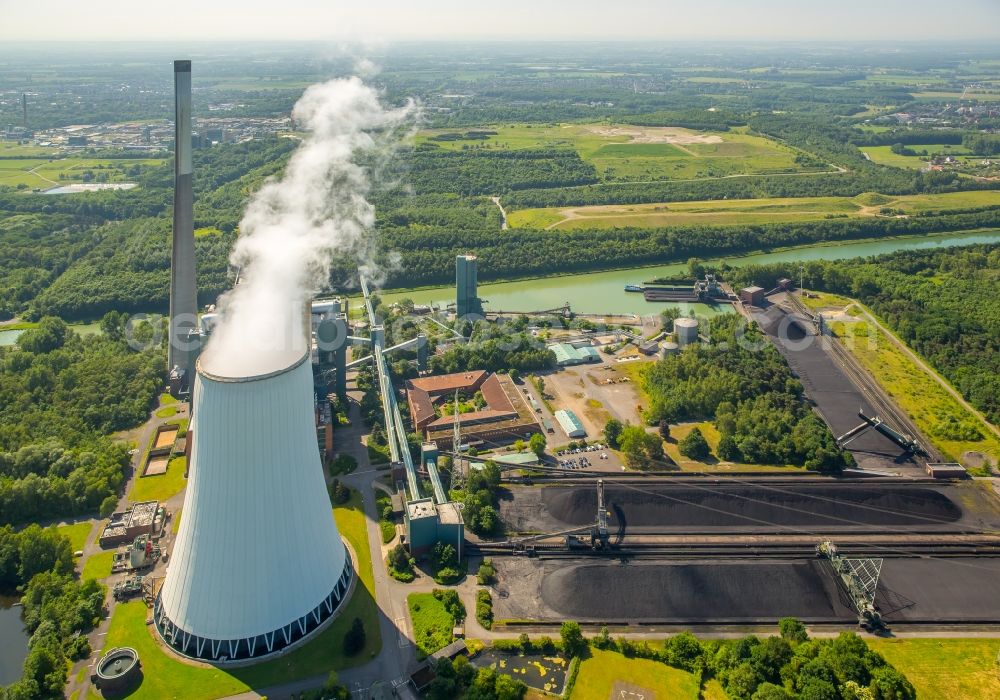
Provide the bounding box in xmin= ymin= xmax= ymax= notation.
xmin=154 ymin=350 xmax=353 ymax=662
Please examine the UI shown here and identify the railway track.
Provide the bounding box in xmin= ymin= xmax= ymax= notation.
xmin=470 ymin=538 xmax=1000 ymax=559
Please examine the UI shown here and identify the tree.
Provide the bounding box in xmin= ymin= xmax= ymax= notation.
xmin=17 ymin=317 xmax=68 ymax=354
xmin=528 ymin=432 xmax=546 ymax=457
xmin=508 ymin=368 xmax=520 ymax=383
xmin=752 ymin=683 xmax=794 ymax=700
xmin=660 ymin=306 xmax=682 ymax=332
xmin=658 ymin=419 xmax=671 ymax=441
xmin=99 ymin=496 xmax=118 ymax=518
xmin=343 ymin=617 xmax=365 ymax=656
xmin=868 ymin=667 xmax=915 ymax=700
xmin=387 ymin=543 xmax=412 ymax=573
xmin=664 ymin=631 xmax=703 ymax=671
xmin=604 ymin=418 xmax=624 ymax=449
xmin=494 ymin=673 xmax=528 ymax=700
xmin=779 ymin=617 xmax=809 ymax=644
xmin=679 ymin=428 xmax=711 ymax=461
xmin=477 ymin=559 xmax=496 ymax=585
xmin=329 ymin=479 xmax=351 ymax=505
xmin=560 ymin=621 xmax=586 ymax=658
xmin=99 ymin=310 xmax=127 ymax=342
xmin=321 ymin=671 xmax=350 ymax=700
xmin=619 ymin=424 xmax=664 ymax=470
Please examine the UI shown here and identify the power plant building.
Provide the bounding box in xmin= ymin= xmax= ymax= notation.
xmin=155 ymin=350 xmax=353 ymax=661
xmin=455 ymin=254 xmax=483 ymax=318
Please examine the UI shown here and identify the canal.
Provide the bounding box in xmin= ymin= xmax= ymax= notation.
xmin=0 ymin=596 xmax=29 ymax=686
xmin=371 ymin=229 xmax=1000 ymax=316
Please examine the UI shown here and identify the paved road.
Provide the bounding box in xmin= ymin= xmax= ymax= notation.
xmin=490 ymin=196 xmax=508 ymax=230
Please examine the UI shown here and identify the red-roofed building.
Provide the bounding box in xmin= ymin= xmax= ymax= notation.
xmin=405 ymin=371 xmax=540 ymax=449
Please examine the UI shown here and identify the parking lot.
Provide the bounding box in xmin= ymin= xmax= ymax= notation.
xmin=554 ymin=443 xmax=611 ymax=470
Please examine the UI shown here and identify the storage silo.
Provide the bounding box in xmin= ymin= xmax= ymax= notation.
xmin=674 ymin=317 xmax=700 ymax=346
xmin=660 ymin=340 xmax=680 ymax=358
xmin=154 ymin=348 xmax=353 ymax=662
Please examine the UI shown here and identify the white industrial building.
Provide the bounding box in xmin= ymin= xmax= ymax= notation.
xmin=154 ymin=350 xmax=352 ymax=662
xmin=554 ymin=409 xmax=587 ymax=438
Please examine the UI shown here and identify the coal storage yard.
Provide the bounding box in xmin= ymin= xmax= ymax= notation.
xmin=752 ymin=304 xmax=927 ymax=471
xmin=492 ymin=555 xmax=1000 ymax=625
xmin=500 ymin=480 xmax=1000 ymax=535
xmin=490 ymin=479 xmax=1000 ymax=627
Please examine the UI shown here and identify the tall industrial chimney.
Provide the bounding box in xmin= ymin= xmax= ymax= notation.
xmin=169 ymin=60 xmax=199 ymax=383
xmin=154 ymin=347 xmax=353 ymax=661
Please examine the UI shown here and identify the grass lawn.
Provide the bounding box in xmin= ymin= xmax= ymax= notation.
xmin=569 ymin=649 xmax=701 ymax=700
xmin=155 ymin=405 xmax=178 ymax=419
xmin=506 ymin=190 xmax=1000 ymax=231
xmin=80 ymin=551 xmax=115 ymax=582
xmin=0 ymin=154 xmax=165 ymax=189
xmin=130 ymin=456 xmax=187 ymax=503
xmin=701 ymin=679 xmax=728 ymax=700
xmin=407 ymin=592 xmax=455 ymax=659
xmin=159 ymin=393 xmax=178 ymax=406
xmin=868 ymin=638 xmax=1000 ymax=700
xmin=828 ymin=312 xmax=1000 ymax=464
xmin=367 ymin=442 xmax=390 ymax=465
xmin=58 ymin=522 xmax=93 ymax=551
xmin=89 ymin=491 xmax=381 ymax=700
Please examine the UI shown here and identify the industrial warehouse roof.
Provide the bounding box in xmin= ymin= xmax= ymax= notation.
xmin=408 ymin=370 xmax=488 ymax=395
xmin=554 ymin=409 xmax=586 ymax=437
xmin=492 ymin=451 xmax=540 ymax=466
xmin=548 ymin=342 xmax=601 ymax=366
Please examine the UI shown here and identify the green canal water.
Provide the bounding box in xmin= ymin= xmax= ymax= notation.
xmin=0 ymin=321 xmax=102 ymax=347
xmin=372 ymin=229 xmax=1000 ymax=317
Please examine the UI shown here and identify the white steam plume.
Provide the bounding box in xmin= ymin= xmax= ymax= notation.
xmin=200 ymin=76 xmax=414 ymax=378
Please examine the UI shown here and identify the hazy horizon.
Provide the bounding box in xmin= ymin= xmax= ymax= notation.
xmin=3 ymin=0 xmax=999 ymax=42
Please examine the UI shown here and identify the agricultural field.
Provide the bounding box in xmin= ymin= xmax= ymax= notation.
xmin=416 ymin=123 xmax=828 ymax=181
xmin=507 ymin=189 xmax=1000 ymax=230
xmin=0 ymin=144 xmax=164 ymax=189
xmin=864 ymin=143 xmax=985 ymax=170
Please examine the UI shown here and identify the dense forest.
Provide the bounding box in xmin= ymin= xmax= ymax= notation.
xmin=0 ymin=318 xmax=162 ymax=524
xmin=728 ymin=244 xmax=1000 ymax=425
xmin=641 ymin=315 xmax=851 ymax=472
xmin=0 ymin=526 xmax=105 ymax=700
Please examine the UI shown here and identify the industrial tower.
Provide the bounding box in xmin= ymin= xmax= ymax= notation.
xmin=154 ymin=347 xmax=353 ymax=661
xmin=455 ymin=254 xmax=483 ymax=318
xmin=168 ymin=60 xmax=200 ymax=386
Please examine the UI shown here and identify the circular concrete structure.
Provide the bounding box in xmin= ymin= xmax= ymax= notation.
xmin=94 ymin=647 xmax=141 ymax=695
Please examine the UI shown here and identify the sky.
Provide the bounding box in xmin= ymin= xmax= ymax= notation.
xmin=3 ymin=0 xmax=999 ymax=42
